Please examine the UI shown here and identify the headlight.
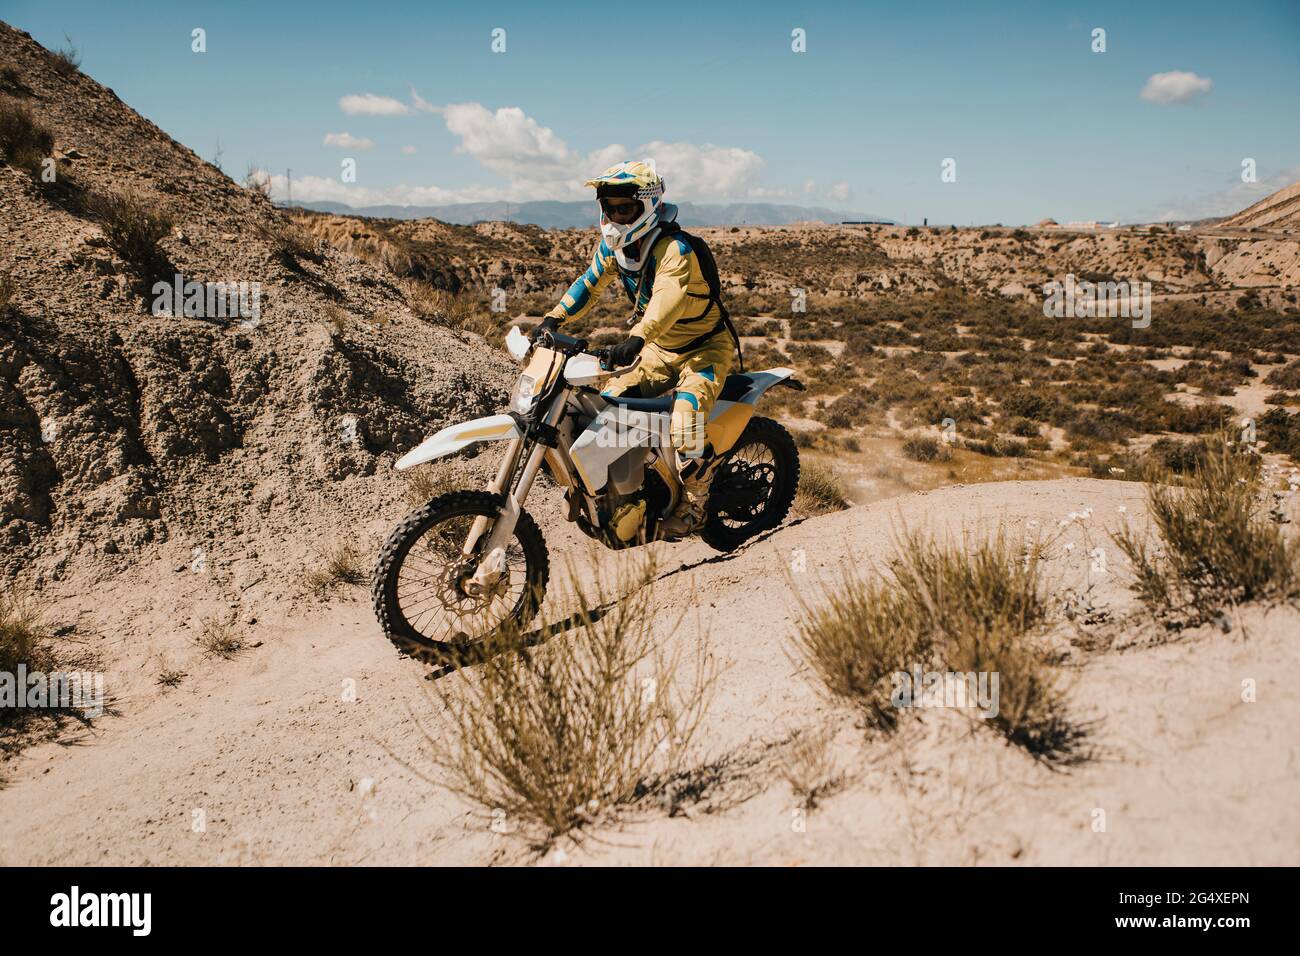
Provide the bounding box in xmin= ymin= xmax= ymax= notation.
xmin=511 ymin=374 xmax=539 ymax=413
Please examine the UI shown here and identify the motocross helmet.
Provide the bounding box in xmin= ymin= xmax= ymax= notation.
xmin=585 ymin=160 xmax=665 ymax=253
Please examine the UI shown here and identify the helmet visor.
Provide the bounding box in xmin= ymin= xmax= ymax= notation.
xmin=600 ymin=197 xmax=644 ymax=224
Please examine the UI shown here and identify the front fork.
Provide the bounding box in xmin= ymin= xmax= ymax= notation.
xmin=462 ymin=393 xmax=564 ymax=593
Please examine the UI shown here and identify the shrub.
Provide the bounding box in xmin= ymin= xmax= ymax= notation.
xmin=254 ymin=215 xmax=319 ymax=268
xmin=820 ymin=392 xmax=871 ymax=429
xmin=84 ymin=188 xmax=174 ymax=289
xmin=302 ymin=540 xmax=366 ymax=597
xmin=1264 ymin=360 xmax=1300 ymax=392
xmin=777 ymin=726 xmax=847 ymax=809
xmin=1112 ymin=438 xmax=1299 ymax=622
xmin=901 ymin=434 xmax=952 ymax=462
xmin=49 ymin=37 xmax=80 ymax=76
xmin=195 ymin=614 xmax=244 ymax=659
xmin=795 ymin=460 xmax=850 ymax=515
xmin=1001 ymin=389 xmax=1055 ymax=421
xmin=419 ymin=557 xmax=716 ymax=845
xmin=404 ymin=463 xmax=463 ymax=508
xmin=791 ymin=527 xmax=1085 ymax=762
xmin=1 ymin=596 xmax=58 ymax=727
xmin=0 ymin=96 xmax=53 ymax=176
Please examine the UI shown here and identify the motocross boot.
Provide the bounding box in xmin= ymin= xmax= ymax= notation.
xmin=660 ymin=443 xmax=721 ymax=539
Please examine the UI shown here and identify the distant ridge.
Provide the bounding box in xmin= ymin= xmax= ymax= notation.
xmin=288 ymin=199 xmax=896 ymax=228
xmin=1218 ymin=180 xmax=1300 ymax=233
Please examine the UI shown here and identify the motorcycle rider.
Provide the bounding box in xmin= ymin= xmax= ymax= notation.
xmin=532 ymin=160 xmax=736 ymax=538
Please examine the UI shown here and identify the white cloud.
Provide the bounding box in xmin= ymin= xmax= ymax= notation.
xmin=1139 ymin=71 xmax=1212 ymax=105
xmin=256 ymin=170 xmax=513 ymax=206
xmin=339 ymin=93 xmax=410 ymax=116
xmin=323 ymin=132 xmax=374 ymax=150
xmin=828 ymin=182 xmax=851 ymax=202
xmin=442 ymin=103 xmax=578 ymax=180
xmin=409 ymin=87 xmax=440 ymax=114
xmin=283 ymin=101 xmax=782 ymax=205
xmin=637 ymin=141 xmax=765 ymax=199
xmin=401 ymin=145 xmax=417 ymax=155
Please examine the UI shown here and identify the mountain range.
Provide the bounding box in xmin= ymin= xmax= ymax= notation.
xmin=289 ymin=199 xmax=896 ymax=228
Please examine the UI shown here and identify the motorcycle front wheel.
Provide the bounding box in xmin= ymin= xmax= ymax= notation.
xmin=372 ymin=489 xmax=549 ymax=664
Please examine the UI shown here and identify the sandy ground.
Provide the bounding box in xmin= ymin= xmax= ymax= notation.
xmin=1 ymin=477 xmax=1297 ymax=866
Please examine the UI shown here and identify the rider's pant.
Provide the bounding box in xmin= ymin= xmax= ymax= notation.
xmin=601 ymin=329 xmax=734 ymax=458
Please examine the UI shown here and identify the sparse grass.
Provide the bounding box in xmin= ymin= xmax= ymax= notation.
xmin=195 ymin=615 xmax=244 ymax=659
xmin=1113 ymin=436 xmax=1299 ymax=624
xmin=303 ymin=540 xmax=366 ymax=598
xmin=156 ymin=669 xmax=187 ymax=688
xmin=0 ymin=64 xmax=22 ymax=93
xmin=901 ymin=433 xmax=952 ymax=462
xmin=323 ymin=303 xmax=347 ymax=334
xmin=791 ymin=563 xmax=926 ymax=731
xmin=795 ymin=459 xmax=850 ymax=515
xmin=777 ymin=726 xmax=847 ymax=809
xmin=83 ymin=188 xmax=174 ymax=289
xmin=792 ymin=526 xmax=1086 ymax=762
xmin=404 ymin=463 xmax=460 ymax=509
xmin=254 ymin=215 xmax=319 ymax=269
xmin=1 ymin=596 xmax=58 ymax=728
xmin=417 ymin=556 xmax=716 ymax=846
xmin=407 ymin=281 xmax=492 ymax=336
xmin=0 ymin=95 xmax=54 ymax=176
xmin=49 ymin=37 xmax=81 ymax=76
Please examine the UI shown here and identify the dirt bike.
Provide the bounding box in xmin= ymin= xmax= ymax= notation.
xmin=372 ymin=324 xmax=804 ymax=662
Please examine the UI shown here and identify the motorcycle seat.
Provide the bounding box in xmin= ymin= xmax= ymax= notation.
xmin=599 ymin=392 xmax=675 ymax=413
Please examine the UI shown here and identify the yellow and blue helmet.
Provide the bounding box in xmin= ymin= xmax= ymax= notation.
xmin=585 ymin=160 xmax=666 ymax=252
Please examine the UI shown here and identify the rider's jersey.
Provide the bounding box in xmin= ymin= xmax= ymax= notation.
xmin=546 ymin=232 xmax=720 ymax=350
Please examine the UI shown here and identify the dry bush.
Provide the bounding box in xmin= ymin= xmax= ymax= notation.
xmin=418 ymin=556 xmax=716 ymax=845
xmin=254 ymin=215 xmax=319 ymax=268
xmin=322 ymin=303 xmax=347 ymax=334
xmin=0 ymin=64 xmax=22 ymax=93
xmin=777 ymin=726 xmax=847 ymax=809
xmin=244 ymin=165 xmax=273 ymax=200
xmin=49 ymin=37 xmax=80 ymax=76
xmin=795 ymin=459 xmax=850 ymax=515
xmin=1 ymin=595 xmax=59 ymax=728
xmin=1113 ymin=437 xmax=1299 ymax=623
xmin=792 ymin=564 xmax=925 ymax=731
xmin=0 ymin=95 xmax=53 ymax=176
xmin=83 ymin=188 xmax=174 ymax=288
xmin=156 ymin=669 xmax=186 ymax=688
xmin=196 ymin=615 xmax=244 ymax=659
xmin=302 ymin=540 xmax=366 ymax=598
xmin=792 ymin=527 xmax=1086 ymax=762
xmin=404 ymin=462 xmax=460 ymax=509
xmin=901 ymin=433 xmax=952 ymax=462
xmin=406 ymin=281 xmax=493 ymax=337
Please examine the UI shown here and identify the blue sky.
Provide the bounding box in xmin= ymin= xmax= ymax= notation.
xmin=6 ymin=0 xmax=1298 ymax=223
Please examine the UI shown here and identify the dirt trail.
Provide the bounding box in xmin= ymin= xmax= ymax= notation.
xmin=2 ymin=476 xmax=1296 ymax=865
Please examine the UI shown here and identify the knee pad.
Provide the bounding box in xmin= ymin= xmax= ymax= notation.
xmin=670 ymin=397 xmax=707 ymax=457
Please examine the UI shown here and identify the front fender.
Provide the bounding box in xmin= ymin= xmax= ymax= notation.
xmin=395 ymin=414 xmax=523 ymax=471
